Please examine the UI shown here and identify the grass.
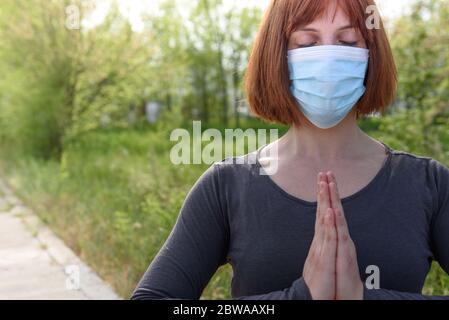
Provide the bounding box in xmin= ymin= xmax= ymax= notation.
xmin=0 ymin=117 xmax=447 ymax=298
xmin=0 ymin=119 xmax=278 ymax=299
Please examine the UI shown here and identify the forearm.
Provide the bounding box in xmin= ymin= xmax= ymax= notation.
xmin=364 ymin=288 xmax=449 ymax=300
xmin=132 ymin=277 xmax=313 ymax=300
xmin=234 ymin=278 xmax=312 ymax=300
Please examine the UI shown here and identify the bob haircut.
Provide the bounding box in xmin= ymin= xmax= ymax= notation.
xmin=245 ymin=0 xmax=398 ymax=127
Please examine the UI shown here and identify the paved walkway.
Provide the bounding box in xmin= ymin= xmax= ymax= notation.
xmin=0 ymin=180 xmax=121 ymax=300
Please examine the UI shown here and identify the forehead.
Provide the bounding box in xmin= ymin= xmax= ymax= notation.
xmin=288 ymin=0 xmax=365 ymax=33
xmin=305 ymin=3 xmax=351 ymax=27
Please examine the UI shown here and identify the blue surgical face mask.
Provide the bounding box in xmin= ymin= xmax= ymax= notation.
xmin=287 ymin=45 xmax=369 ymax=129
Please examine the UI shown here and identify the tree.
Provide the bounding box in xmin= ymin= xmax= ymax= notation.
xmin=376 ymin=0 xmax=449 ymax=156
xmin=0 ymin=0 xmax=155 ymax=157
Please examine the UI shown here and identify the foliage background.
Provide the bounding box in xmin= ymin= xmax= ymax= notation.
xmin=0 ymin=0 xmax=448 ymax=298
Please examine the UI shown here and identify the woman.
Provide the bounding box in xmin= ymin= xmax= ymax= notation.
xmin=132 ymin=0 xmax=449 ymax=300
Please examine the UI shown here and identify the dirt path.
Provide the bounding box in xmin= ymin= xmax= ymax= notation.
xmin=0 ymin=180 xmax=121 ymax=300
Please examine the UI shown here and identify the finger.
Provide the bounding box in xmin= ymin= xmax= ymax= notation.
xmin=321 ymin=208 xmax=337 ymax=300
xmin=315 ymin=174 xmax=322 ymax=228
xmin=315 ymin=173 xmax=331 ymax=245
xmin=327 ymin=172 xmax=344 ymax=213
xmin=327 ymin=171 xmax=337 ymax=185
xmin=321 ymin=208 xmax=337 ymax=272
xmin=332 ymin=190 xmax=349 ymax=249
xmin=335 ymin=205 xmax=361 ymax=273
xmin=312 ymin=174 xmax=324 ymax=257
xmin=314 ymin=182 xmax=326 ymax=245
xmin=335 ymin=208 xmax=350 ymax=243
xmin=314 ymin=172 xmax=326 ymax=231
xmin=319 ymin=179 xmax=331 ymax=218
xmin=316 ymin=172 xmax=326 ymax=216
xmin=316 ymin=171 xmax=325 ymax=186
xmin=319 ymin=208 xmax=337 ymax=295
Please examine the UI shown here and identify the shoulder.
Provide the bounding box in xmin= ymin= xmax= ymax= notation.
xmin=388 ymin=147 xmax=449 ymax=194
xmin=389 ymin=148 xmax=434 ymax=168
xmin=191 ymin=151 xmax=261 ymax=213
xmin=192 ymin=150 xmax=261 ymax=201
xmin=387 ymin=147 xmax=444 ymax=177
xmin=212 ymin=150 xmax=261 ymax=183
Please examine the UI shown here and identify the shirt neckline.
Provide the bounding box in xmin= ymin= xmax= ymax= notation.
xmin=255 ymin=140 xmax=394 ymax=207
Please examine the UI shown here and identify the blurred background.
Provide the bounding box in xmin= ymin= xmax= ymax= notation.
xmin=0 ymin=0 xmax=448 ymax=299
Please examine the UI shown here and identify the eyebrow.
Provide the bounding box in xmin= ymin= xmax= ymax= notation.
xmin=337 ymin=25 xmax=356 ymax=31
xmin=297 ymin=25 xmax=355 ymax=32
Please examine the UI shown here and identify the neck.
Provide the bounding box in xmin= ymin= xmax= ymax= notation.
xmin=280 ymin=112 xmax=369 ymax=162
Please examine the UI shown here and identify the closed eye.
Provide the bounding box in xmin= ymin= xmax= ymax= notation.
xmin=298 ymin=42 xmax=318 ymax=48
xmin=339 ymin=41 xmax=358 ymax=47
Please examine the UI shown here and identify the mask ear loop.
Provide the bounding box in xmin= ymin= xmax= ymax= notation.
xmin=357 ymin=55 xmax=371 ymax=121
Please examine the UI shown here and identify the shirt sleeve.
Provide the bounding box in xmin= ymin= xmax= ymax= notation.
xmin=130 ymin=163 xmax=312 ymax=300
xmin=363 ymin=288 xmax=449 ymax=300
xmin=364 ymin=158 xmax=449 ymax=300
xmin=429 ymin=159 xmax=449 ymax=276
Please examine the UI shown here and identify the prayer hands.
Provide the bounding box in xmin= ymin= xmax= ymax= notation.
xmin=303 ymin=172 xmax=363 ymax=300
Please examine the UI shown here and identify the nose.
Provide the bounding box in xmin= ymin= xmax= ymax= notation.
xmin=320 ymin=35 xmax=338 ymax=46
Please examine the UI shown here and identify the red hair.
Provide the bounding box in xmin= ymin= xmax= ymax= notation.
xmin=245 ymin=0 xmax=398 ymax=126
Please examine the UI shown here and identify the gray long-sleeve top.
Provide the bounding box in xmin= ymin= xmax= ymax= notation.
xmin=131 ymin=142 xmax=449 ymax=300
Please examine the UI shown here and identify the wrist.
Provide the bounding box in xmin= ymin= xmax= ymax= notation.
xmin=356 ymin=280 xmax=364 ymax=300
